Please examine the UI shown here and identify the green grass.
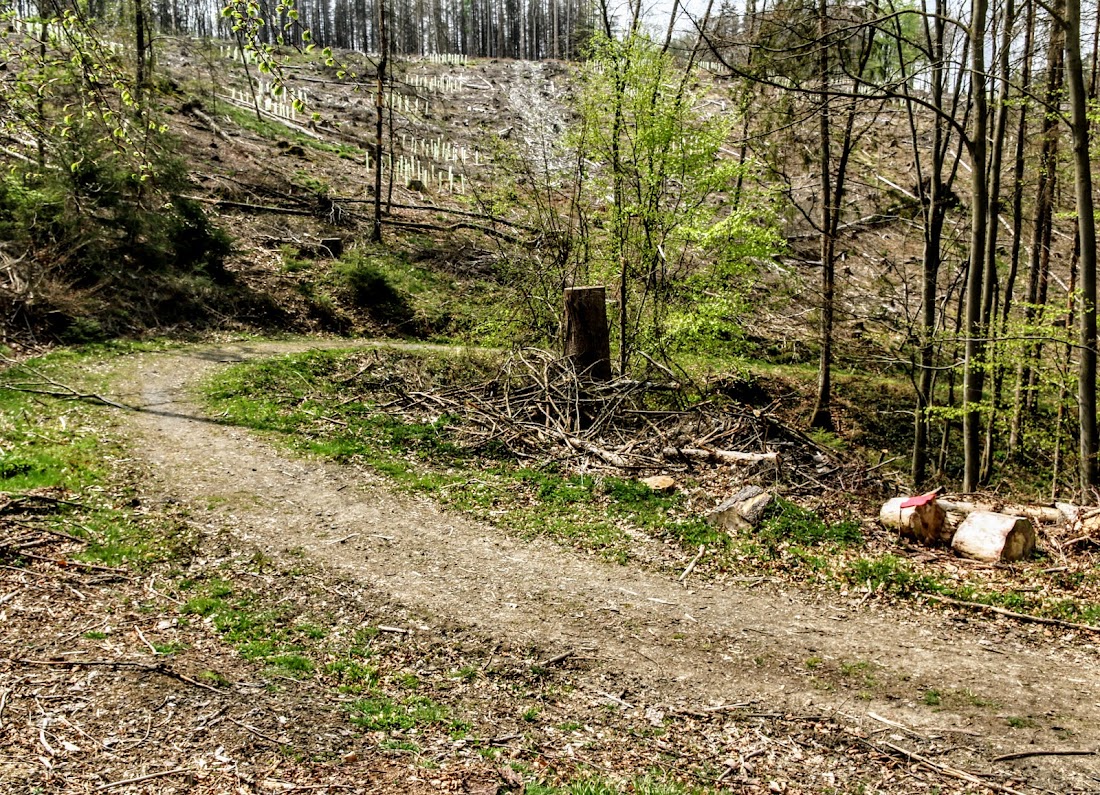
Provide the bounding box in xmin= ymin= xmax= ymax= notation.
xmin=215 ymin=99 xmax=365 ymax=160
xmin=0 ymin=351 xmax=193 ymax=570
xmin=349 ymin=694 xmax=449 ymax=731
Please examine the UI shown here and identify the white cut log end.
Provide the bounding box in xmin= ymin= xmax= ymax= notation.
xmin=951 ymin=511 xmax=1035 ymax=563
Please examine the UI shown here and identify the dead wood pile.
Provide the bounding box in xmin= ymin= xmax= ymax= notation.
xmin=344 ymin=349 xmax=869 ymax=493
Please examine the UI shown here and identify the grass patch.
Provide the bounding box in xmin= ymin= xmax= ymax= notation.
xmin=349 ymin=694 xmax=449 ymax=731
xmin=0 ymin=351 xmax=194 ymax=570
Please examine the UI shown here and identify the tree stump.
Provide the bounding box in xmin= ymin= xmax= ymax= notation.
xmin=563 ymin=286 xmax=612 ymax=381
xmin=951 ymin=511 xmax=1035 ymax=562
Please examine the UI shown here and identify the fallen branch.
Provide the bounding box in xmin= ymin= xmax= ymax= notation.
xmin=993 ymin=748 xmax=1096 ymax=762
xmin=16 ymin=658 xmax=230 ymax=694
xmin=333 ymin=199 xmax=538 ymax=232
xmin=383 ymin=218 xmax=525 ymax=244
xmin=179 ymin=195 xmax=317 ymax=217
xmin=678 ymin=545 xmax=706 ymax=583
xmin=537 ymin=650 xmax=573 ymax=667
xmin=869 ymin=738 xmax=1028 ymax=795
xmin=0 ymin=355 xmax=130 ymax=410
xmin=662 ymin=446 xmax=778 ymax=465
xmin=227 ymin=715 xmax=286 ymax=746
xmin=924 ymin=593 xmax=1100 ymax=634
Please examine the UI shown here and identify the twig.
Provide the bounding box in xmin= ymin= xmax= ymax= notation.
xmin=0 ymin=687 xmax=9 ymax=729
xmin=227 ymin=716 xmax=286 ymax=746
xmin=537 ymin=650 xmax=573 ymax=667
xmin=595 ymin=690 xmax=633 ymax=709
xmin=993 ymin=748 xmax=1097 ymax=762
xmin=14 ymin=552 xmax=130 ymax=577
xmin=134 ymin=626 xmax=159 ymax=655
xmin=16 ymin=659 xmax=229 ymax=694
xmin=0 ymin=355 xmax=130 ymax=410
xmin=679 ymin=545 xmax=706 ymax=583
xmin=924 ymin=593 xmax=1100 ymax=634
xmin=94 ymin=768 xmax=192 ymax=791
xmin=377 ymin=625 xmax=410 ymax=634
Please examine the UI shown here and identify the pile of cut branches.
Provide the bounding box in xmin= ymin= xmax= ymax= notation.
xmin=343 ymin=348 xmax=871 ymax=494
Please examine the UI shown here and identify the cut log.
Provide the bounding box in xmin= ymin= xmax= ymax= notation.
xmin=951 ymin=511 xmax=1035 ymax=563
xmin=563 ymin=287 xmax=612 ymax=382
xmin=937 ymin=498 xmax=1065 ymax=525
xmin=708 ymin=486 xmax=772 ymax=531
xmin=879 ymin=497 xmax=951 ymax=546
xmin=662 ymin=447 xmax=778 ymax=466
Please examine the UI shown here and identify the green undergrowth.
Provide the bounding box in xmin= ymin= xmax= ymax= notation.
xmin=174 ymin=568 xmax=466 ymax=737
xmin=201 ymin=346 xmax=1100 ymax=626
xmin=0 ymin=350 xmax=193 ymax=569
xmin=202 ymin=347 xmax=719 ymax=562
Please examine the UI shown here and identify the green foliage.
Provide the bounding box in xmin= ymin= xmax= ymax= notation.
xmin=333 ymin=254 xmax=413 ymax=324
xmin=758 ymin=498 xmax=863 ymax=547
xmin=349 ymin=694 xmax=448 ymax=731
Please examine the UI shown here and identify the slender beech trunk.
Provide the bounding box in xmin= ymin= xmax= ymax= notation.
xmin=1011 ymin=16 xmax=1063 ymax=455
xmin=371 ymin=0 xmax=388 ymax=243
xmin=911 ymin=0 xmax=952 ymax=486
xmin=1065 ymin=0 xmax=1099 ymax=497
xmin=810 ymin=0 xmax=834 ymax=430
xmin=978 ymin=0 xmax=1017 ymax=484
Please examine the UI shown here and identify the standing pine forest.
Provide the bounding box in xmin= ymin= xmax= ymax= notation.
xmin=4 ymin=0 xmax=1100 ymax=503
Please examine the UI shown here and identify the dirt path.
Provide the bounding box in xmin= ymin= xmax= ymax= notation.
xmin=112 ymin=341 xmax=1100 ymax=792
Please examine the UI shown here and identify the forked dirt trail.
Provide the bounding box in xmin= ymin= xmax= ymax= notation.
xmin=115 ymin=341 xmax=1100 ymax=792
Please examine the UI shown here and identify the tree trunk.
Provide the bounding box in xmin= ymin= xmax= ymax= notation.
xmin=1065 ymin=0 xmax=1099 ymax=498
xmin=978 ymin=0 xmax=1017 ymax=485
xmin=962 ymin=0 xmax=990 ymax=493
xmin=810 ymin=0 xmax=834 ymax=431
xmin=372 ymin=0 xmax=388 ymax=243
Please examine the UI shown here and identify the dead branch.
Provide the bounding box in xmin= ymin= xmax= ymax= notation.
xmin=923 ymin=593 xmax=1100 ymax=634
xmin=993 ymin=748 xmax=1096 ymax=762
xmin=662 ymin=446 xmax=778 ymax=465
xmin=0 ymin=355 xmax=131 ymax=410
xmin=332 ymin=199 xmax=539 ymax=232
xmin=15 ymin=658 xmax=231 ymax=694
xmin=867 ymin=738 xmax=1028 ymax=795
xmin=383 ymin=218 xmax=525 ymax=244
xmin=94 ymin=768 xmax=193 ymax=792
xmin=179 ymin=195 xmax=318 ymax=217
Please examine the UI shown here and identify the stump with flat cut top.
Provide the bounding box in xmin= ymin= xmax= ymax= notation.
xmin=563 ymin=286 xmax=612 ymax=381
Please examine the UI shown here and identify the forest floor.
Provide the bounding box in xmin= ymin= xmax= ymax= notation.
xmin=3 ymin=340 xmax=1099 ymax=794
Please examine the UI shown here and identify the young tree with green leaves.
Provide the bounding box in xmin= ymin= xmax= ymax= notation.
xmin=572 ymin=30 xmax=744 ymax=369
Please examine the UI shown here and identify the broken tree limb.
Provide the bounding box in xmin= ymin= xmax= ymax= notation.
xmin=179 ymin=195 xmax=317 ymax=217
xmin=993 ymin=748 xmax=1097 ymax=762
xmin=1 ymin=355 xmax=131 ymax=411
xmin=547 ymin=429 xmax=627 ymax=467
xmin=868 ymin=738 xmax=1029 ymax=795
xmin=663 ymin=446 xmax=778 ymax=465
xmin=679 ymin=545 xmax=706 ymax=583
xmin=383 ymin=218 xmax=524 ymax=244
xmin=923 ymin=594 xmax=1100 ymax=634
